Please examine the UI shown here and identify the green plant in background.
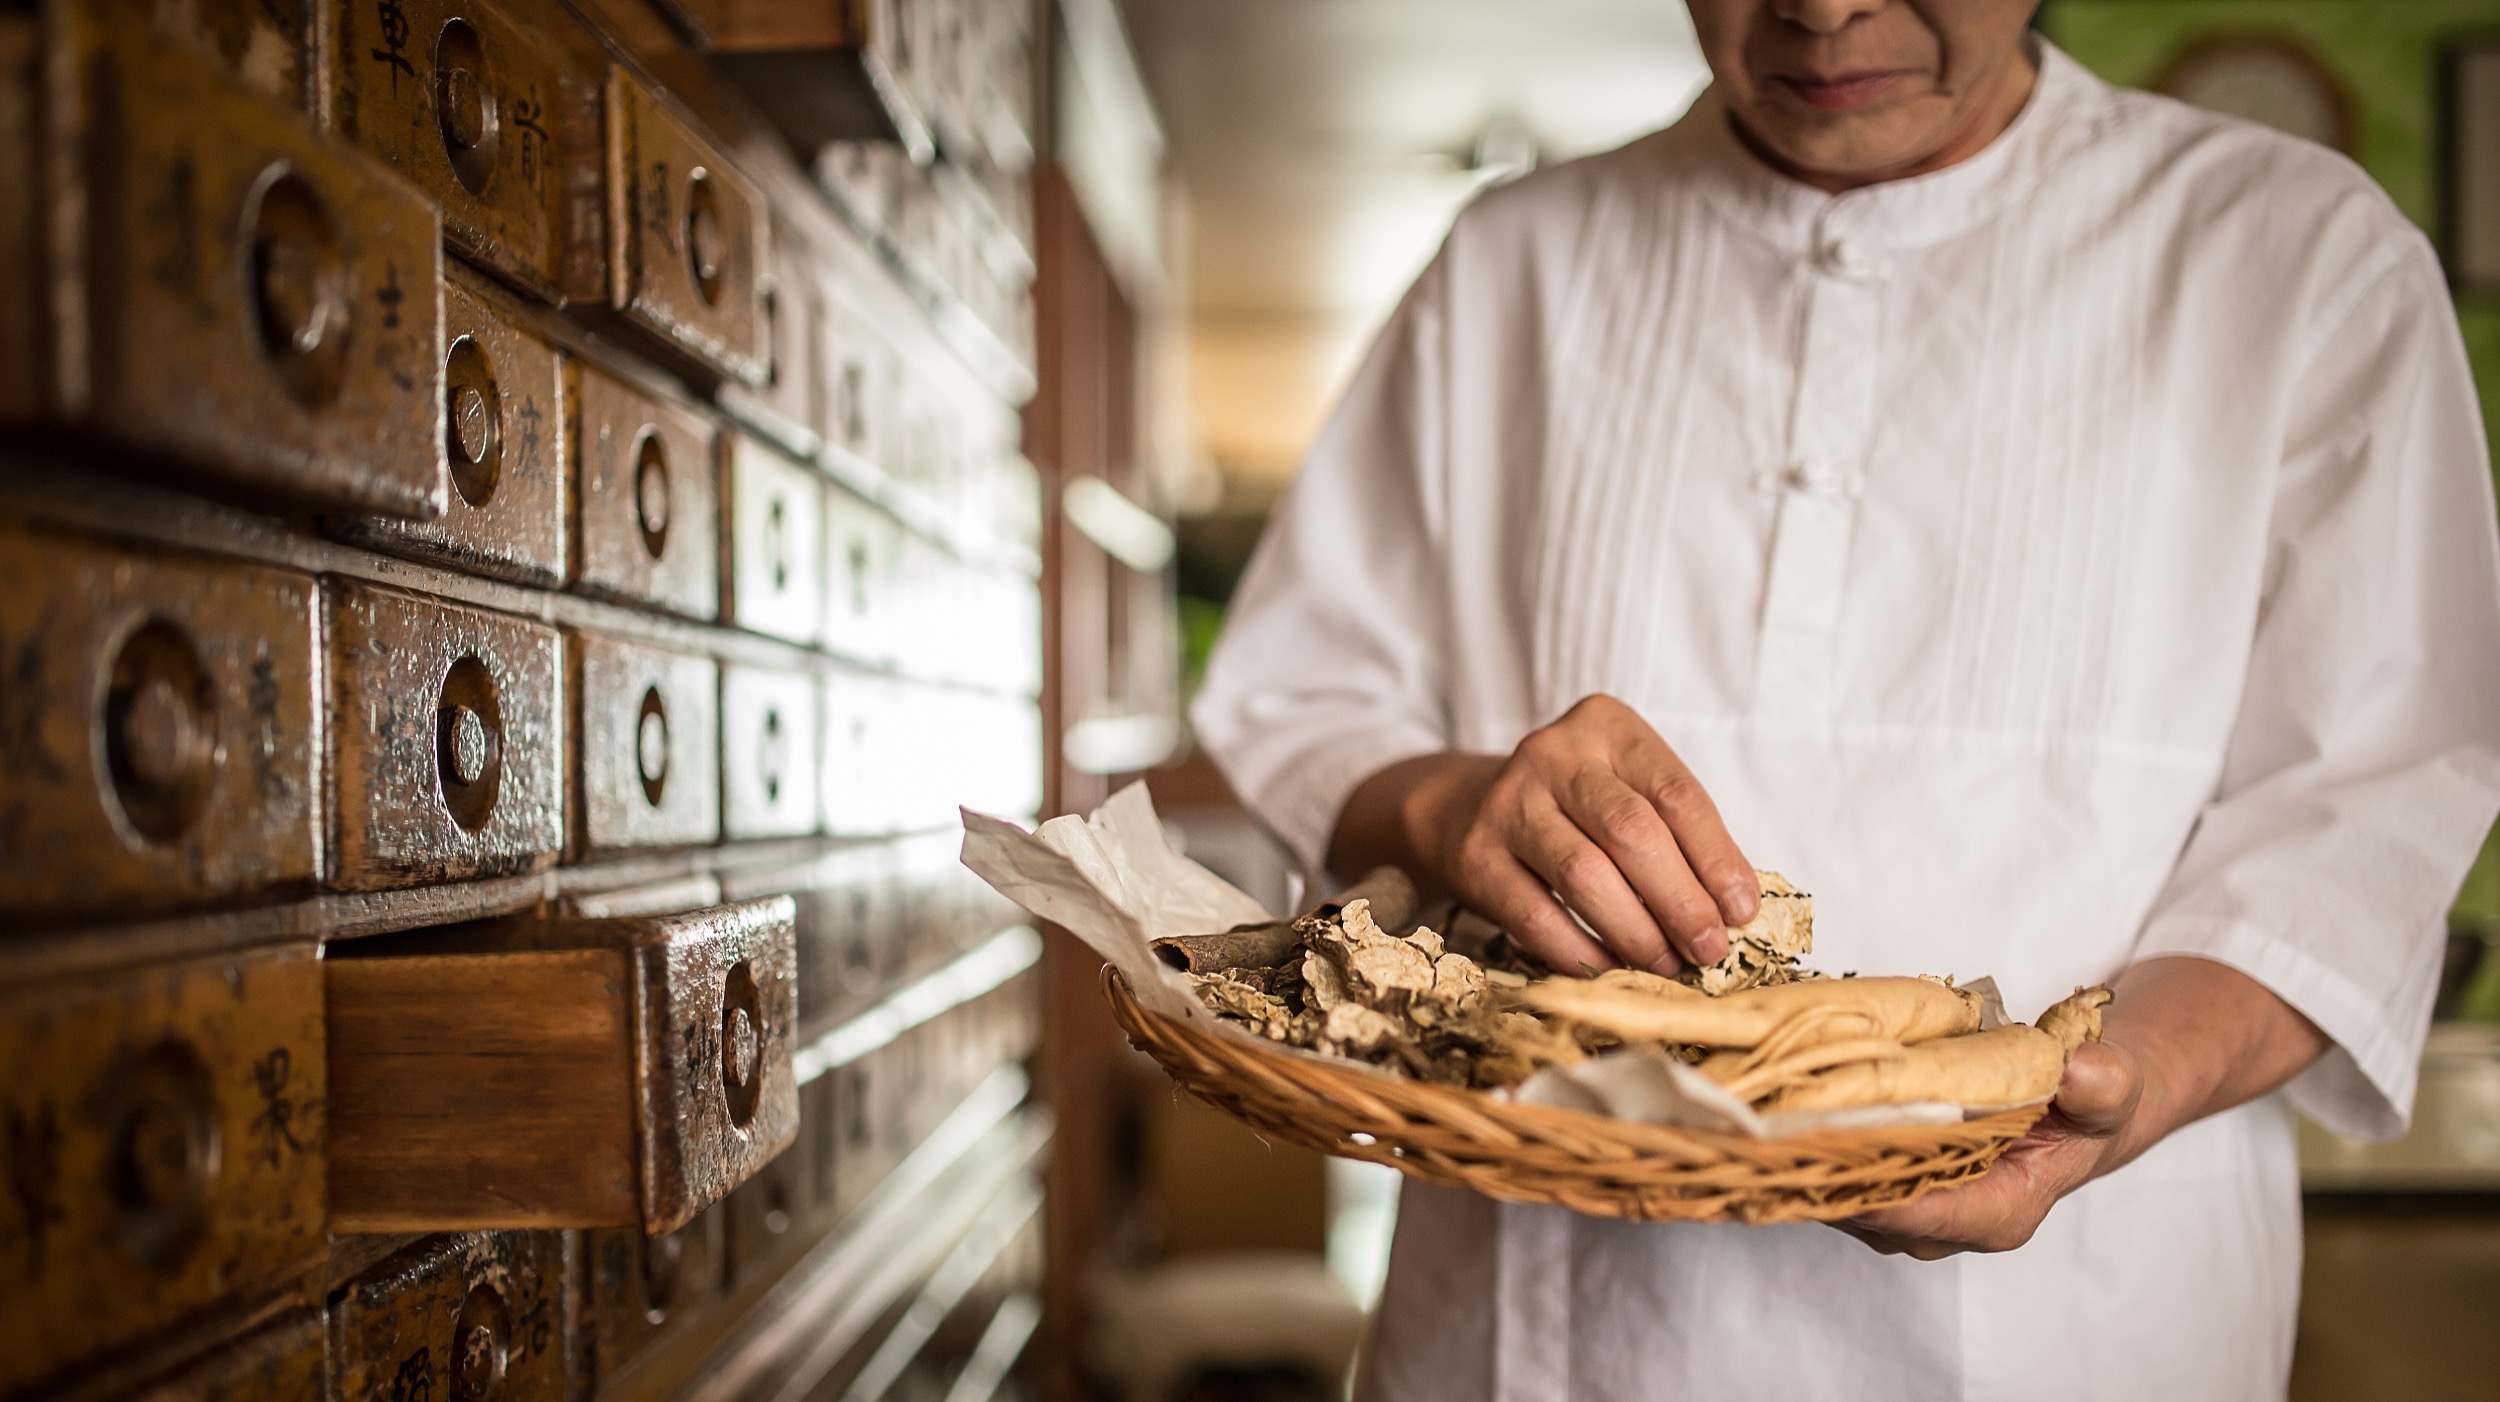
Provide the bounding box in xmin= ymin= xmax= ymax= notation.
xmin=2049 ymin=0 xmax=2500 ymax=994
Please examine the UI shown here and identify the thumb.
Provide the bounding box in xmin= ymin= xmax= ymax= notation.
xmin=2050 ymin=1039 xmax=2139 ymax=1138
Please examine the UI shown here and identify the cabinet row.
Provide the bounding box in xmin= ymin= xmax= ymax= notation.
xmin=0 ymin=3 xmax=1033 ymax=544
xmin=0 ymin=930 xmax=1037 ymax=1399
xmin=0 ymin=523 xmax=1043 ymax=920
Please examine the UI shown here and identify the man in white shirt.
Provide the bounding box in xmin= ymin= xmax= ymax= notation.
xmin=1189 ymin=0 xmax=2500 ymax=1397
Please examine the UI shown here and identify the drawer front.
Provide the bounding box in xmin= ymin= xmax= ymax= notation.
xmin=756 ymin=223 xmax=823 ymax=437
xmin=327 ymin=0 xmax=576 ymax=298
xmin=143 ymin=1307 xmax=328 ymax=1402
xmin=723 ymin=1122 xmax=812 ymax=1287
xmin=327 ymin=580 xmax=565 ymax=887
xmin=0 ymin=524 xmax=319 ymax=916
xmin=334 ymin=1232 xmax=570 ymax=1402
xmin=574 ymin=633 xmax=719 ymax=852
xmin=819 ymin=672 xmax=902 ymax=837
xmin=606 ymin=68 xmax=766 ymax=383
xmin=332 ymin=276 xmax=567 ymax=584
xmin=153 ymin=0 xmax=313 ymax=108
xmin=720 ymin=667 xmax=822 ymax=840
xmin=583 ymin=1206 xmax=722 ymax=1384
xmin=63 ymin=19 xmax=445 ymax=516
xmin=818 ymin=482 xmax=903 ymax=667
xmin=573 ymin=362 xmax=719 ymax=618
xmin=0 ymin=948 xmax=326 ymax=1394
xmin=327 ymin=899 xmax=799 ymax=1233
xmin=722 ymin=434 xmax=825 ymax=644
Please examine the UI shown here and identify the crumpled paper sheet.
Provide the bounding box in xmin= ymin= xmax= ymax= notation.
xmin=961 ymin=786 xmax=2045 ymax=1140
xmin=959 ymin=782 xmax=1269 ymax=1025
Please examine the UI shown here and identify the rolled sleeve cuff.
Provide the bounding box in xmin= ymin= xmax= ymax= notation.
xmin=2133 ymin=914 xmax=2423 ymax=1141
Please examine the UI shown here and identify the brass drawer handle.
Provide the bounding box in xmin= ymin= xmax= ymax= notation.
xmin=445 ymin=334 xmax=503 ymax=508
xmin=434 ymin=19 xmax=499 ymax=197
xmin=436 ymin=654 xmax=505 ymax=832
xmin=103 ymin=621 xmax=219 ymax=845
xmin=246 ymin=167 xmax=350 ymax=408
xmin=636 ymin=687 xmax=671 ymax=806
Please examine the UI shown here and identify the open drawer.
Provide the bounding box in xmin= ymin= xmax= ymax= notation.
xmin=327 ymin=897 xmax=798 ymax=1234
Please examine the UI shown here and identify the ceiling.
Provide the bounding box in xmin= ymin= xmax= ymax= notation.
xmin=1116 ymin=0 xmax=1714 ymax=497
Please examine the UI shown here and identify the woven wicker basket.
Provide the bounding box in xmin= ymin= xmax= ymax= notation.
xmin=1106 ymin=967 xmax=2046 ymax=1224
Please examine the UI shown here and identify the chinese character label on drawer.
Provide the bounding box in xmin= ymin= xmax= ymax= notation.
xmin=0 ymin=947 xmax=326 ymax=1395
xmin=327 ymin=0 xmax=579 ymax=300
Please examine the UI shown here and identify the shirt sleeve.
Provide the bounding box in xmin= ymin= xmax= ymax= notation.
xmin=1189 ymin=256 xmax=1456 ymax=874
xmin=2134 ymin=239 xmax=2500 ymax=1140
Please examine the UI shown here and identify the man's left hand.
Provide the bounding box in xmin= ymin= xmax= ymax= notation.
xmin=1837 ymin=1039 xmax=2143 ymax=1259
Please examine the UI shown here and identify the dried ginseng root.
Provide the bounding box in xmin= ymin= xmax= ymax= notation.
xmin=1756 ymin=986 xmax=2115 ymax=1113
xmin=1524 ymin=973 xmax=1984 ymax=1051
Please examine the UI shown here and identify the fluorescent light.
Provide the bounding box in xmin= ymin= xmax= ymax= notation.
xmin=1064 ymin=474 xmax=1176 ymax=572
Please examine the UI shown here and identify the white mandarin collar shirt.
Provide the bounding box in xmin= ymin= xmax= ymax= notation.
xmin=1192 ymin=44 xmax=2500 ymax=1402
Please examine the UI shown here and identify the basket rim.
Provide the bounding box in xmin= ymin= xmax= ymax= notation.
xmin=1104 ymin=963 xmax=2047 ymax=1153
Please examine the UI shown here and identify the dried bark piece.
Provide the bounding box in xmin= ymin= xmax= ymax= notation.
xmin=1680 ymin=870 xmax=1816 ymax=995
xmin=1321 ymin=1002 xmax=1406 ymax=1055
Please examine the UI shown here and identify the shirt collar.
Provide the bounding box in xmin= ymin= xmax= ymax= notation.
xmin=1672 ymin=38 xmax=2112 ymax=257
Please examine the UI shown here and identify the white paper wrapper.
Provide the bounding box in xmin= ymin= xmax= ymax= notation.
xmin=961 ymin=786 xmax=2047 ymax=1140
xmin=958 ymin=782 xmax=1270 ymax=1025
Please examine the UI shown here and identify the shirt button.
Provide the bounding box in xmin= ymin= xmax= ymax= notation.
xmin=1820 ymin=238 xmax=1875 ymax=278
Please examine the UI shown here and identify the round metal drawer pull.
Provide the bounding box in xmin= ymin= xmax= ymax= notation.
xmin=434 ymin=19 xmax=501 ymax=196
xmin=720 ymin=960 xmax=764 ymax=1130
xmin=105 ymin=1040 xmax=221 ymax=1267
xmin=247 ymin=168 xmax=352 ymax=408
xmin=636 ymin=687 xmax=670 ymax=806
xmin=685 ymin=167 xmax=725 ymax=307
xmin=450 ymin=1283 xmax=510 ymax=1402
xmin=759 ymin=707 xmax=785 ymax=804
xmin=103 ymin=620 xmax=219 ymax=845
xmin=436 ymin=654 xmax=505 ymax=832
xmin=634 ymin=433 xmax=671 ymax=558
xmin=445 ymin=334 xmax=503 ymax=508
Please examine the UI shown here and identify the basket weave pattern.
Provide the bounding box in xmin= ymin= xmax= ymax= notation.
xmin=1107 ymin=968 xmax=2047 ymax=1223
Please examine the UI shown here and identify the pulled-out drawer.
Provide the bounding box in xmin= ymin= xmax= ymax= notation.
xmin=326 ymin=898 xmax=799 ymax=1234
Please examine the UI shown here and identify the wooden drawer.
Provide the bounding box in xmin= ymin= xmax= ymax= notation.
xmin=326 ymin=899 xmax=799 ymax=1233
xmin=573 ymin=632 xmax=720 ymax=853
xmin=572 ymin=362 xmax=720 ymax=618
xmin=333 ymin=1232 xmax=571 ymax=1402
xmin=723 ymin=1120 xmax=813 ymax=1287
xmin=583 ymin=1205 xmax=722 ymax=1385
xmin=819 ymin=672 xmax=905 ymax=837
xmin=331 ymin=275 xmax=568 ymax=584
xmin=325 ymin=0 xmax=581 ymax=301
xmin=754 ymin=219 xmax=824 ymax=439
xmin=721 ymin=433 xmax=825 ymax=644
xmin=142 ymin=1307 xmax=328 ymax=1402
xmin=326 ymin=580 xmax=565 ymax=889
xmin=0 ymin=947 xmax=326 ymax=1395
xmin=721 ymin=666 xmax=822 ymax=840
xmin=819 ymin=481 xmax=904 ymax=667
xmin=604 ymin=67 xmax=766 ymax=384
xmin=153 ymin=0 xmax=314 ymax=108
xmin=0 ymin=523 xmax=320 ymax=917
xmin=8 ymin=16 xmax=444 ymax=516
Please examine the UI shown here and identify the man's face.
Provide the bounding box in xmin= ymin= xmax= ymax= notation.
xmin=1687 ymin=0 xmax=2038 ymax=187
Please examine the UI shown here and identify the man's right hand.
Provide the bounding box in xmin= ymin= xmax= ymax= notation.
xmin=1326 ymin=695 xmax=1759 ymax=976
